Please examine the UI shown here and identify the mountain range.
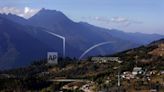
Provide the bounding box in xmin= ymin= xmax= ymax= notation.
xmin=0 ymin=8 xmax=163 ymax=69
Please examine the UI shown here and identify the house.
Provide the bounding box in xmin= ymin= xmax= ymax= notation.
xmin=121 ymin=71 xmax=134 ymax=79
xmin=132 ymin=67 xmax=143 ymax=75
xmin=160 ymin=71 xmax=164 ymax=74
xmin=91 ymin=57 xmax=123 ymax=63
xmin=150 ymin=70 xmax=157 ymax=75
xmin=80 ymin=83 xmax=95 ymax=92
xmin=150 ymin=89 xmax=157 ymax=92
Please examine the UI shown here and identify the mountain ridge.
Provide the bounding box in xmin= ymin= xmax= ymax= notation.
xmin=0 ymin=9 xmax=163 ymax=69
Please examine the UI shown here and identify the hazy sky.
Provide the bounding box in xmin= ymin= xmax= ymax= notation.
xmin=0 ymin=0 xmax=163 ymax=34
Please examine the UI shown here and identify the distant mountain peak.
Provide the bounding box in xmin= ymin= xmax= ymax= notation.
xmin=28 ymin=8 xmax=73 ymax=29
xmin=0 ymin=13 xmax=21 ymax=18
xmin=39 ymin=8 xmax=57 ymax=13
xmin=34 ymin=8 xmax=66 ymax=18
xmin=0 ymin=12 xmax=28 ymax=25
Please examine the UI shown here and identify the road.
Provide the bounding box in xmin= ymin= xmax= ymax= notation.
xmin=49 ymin=79 xmax=87 ymax=82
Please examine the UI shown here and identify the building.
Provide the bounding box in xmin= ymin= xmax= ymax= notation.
xmin=91 ymin=57 xmax=123 ymax=63
xmin=132 ymin=67 xmax=143 ymax=75
xmin=121 ymin=71 xmax=134 ymax=79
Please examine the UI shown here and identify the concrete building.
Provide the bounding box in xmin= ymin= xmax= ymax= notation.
xmin=91 ymin=57 xmax=123 ymax=63
xmin=132 ymin=67 xmax=142 ymax=75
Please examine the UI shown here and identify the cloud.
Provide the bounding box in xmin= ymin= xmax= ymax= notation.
xmin=82 ymin=16 xmax=142 ymax=27
xmin=0 ymin=7 xmax=40 ymax=18
xmin=110 ymin=17 xmax=128 ymax=23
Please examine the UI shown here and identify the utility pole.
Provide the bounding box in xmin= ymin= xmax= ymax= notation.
xmin=117 ymin=66 xmax=121 ymax=92
xmin=118 ymin=71 xmax=120 ymax=87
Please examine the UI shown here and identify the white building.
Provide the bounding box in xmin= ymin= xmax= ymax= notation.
xmin=132 ymin=67 xmax=142 ymax=75
xmin=91 ymin=57 xmax=123 ymax=63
